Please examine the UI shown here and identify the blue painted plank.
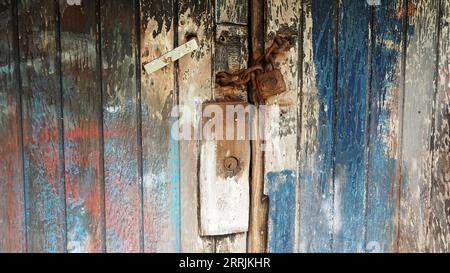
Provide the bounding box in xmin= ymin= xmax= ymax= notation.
xmin=366 ymin=0 xmax=405 ymax=253
xmin=333 ymin=0 xmax=370 ymax=253
xmin=18 ymin=0 xmax=66 ymax=253
xmin=266 ymin=171 xmax=296 ymax=253
xmin=299 ymin=0 xmax=337 ymax=253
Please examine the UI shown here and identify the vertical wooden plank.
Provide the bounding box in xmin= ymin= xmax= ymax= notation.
xmin=333 ymin=0 xmax=370 ymax=253
xmin=59 ymin=0 xmax=104 ymax=253
xmin=428 ymin=0 xmax=450 ymax=253
xmin=100 ymin=0 xmax=141 ymax=253
xmin=298 ymin=0 xmax=336 ymax=253
xmin=399 ymin=0 xmax=438 ymax=252
xmin=248 ymin=0 xmax=268 ymax=253
xmin=140 ymin=0 xmax=180 ymax=253
xmin=366 ymin=0 xmax=405 ymax=253
xmin=178 ymin=0 xmax=214 ymax=253
xmin=264 ymin=0 xmax=301 ymax=253
xmin=213 ymin=0 xmax=248 ymax=253
xmin=0 ymin=0 xmax=26 ymax=253
xmin=18 ymin=0 xmax=66 ymax=253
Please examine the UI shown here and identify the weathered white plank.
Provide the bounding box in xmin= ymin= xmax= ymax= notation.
xmin=264 ymin=0 xmax=301 ymax=253
xmin=400 ymin=0 xmax=439 ymax=252
xmin=428 ymin=0 xmax=450 ymax=253
xmin=199 ymin=102 xmax=250 ymax=236
xmin=178 ymin=0 xmax=215 ymax=253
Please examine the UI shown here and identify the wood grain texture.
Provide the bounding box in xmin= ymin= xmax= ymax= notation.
xmin=215 ymin=233 xmax=247 ymax=253
xmin=178 ymin=0 xmax=214 ymax=253
xmin=399 ymin=0 xmax=438 ymax=253
xmin=59 ymin=0 xmax=104 ymax=253
xmin=100 ymin=0 xmax=141 ymax=253
xmin=215 ymin=0 xmax=247 ymax=25
xmin=264 ymin=0 xmax=301 ymax=253
xmin=18 ymin=0 xmax=66 ymax=253
xmin=298 ymin=0 xmax=336 ymax=253
xmin=140 ymin=0 xmax=180 ymax=253
xmin=247 ymin=0 xmax=268 ymax=253
xmin=0 ymin=0 xmax=26 ymax=253
xmin=366 ymin=0 xmax=404 ymax=253
xmin=333 ymin=0 xmax=370 ymax=253
xmin=428 ymin=0 xmax=450 ymax=253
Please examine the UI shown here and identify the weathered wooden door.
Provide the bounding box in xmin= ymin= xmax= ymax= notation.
xmin=0 ymin=0 xmax=449 ymax=253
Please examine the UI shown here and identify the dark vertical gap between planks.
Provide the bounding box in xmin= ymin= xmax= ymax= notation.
xmin=174 ymin=0 xmax=182 ymax=252
xmin=330 ymin=0 xmax=340 ymax=252
xmin=364 ymin=4 xmax=376 ymax=253
xmin=54 ymin=0 xmax=68 ymax=254
xmin=134 ymin=0 xmax=145 ymax=253
xmin=296 ymin=0 xmax=304 ymax=253
xmin=395 ymin=0 xmax=409 ymax=253
xmin=13 ymin=0 xmax=27 ymax=253
xmin=96 ymin=0 xmax=107 ymax=253
xmin=427 ymin=0 xmax=442 ymax=252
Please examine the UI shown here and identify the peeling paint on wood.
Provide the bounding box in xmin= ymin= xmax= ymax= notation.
xmin=60 ymin=0 xmax=104 ymax=253
xmin=215 ymin=0 xmax=247 ymax=25
xmin=100 ymin=0 xmax=141 ymax=253
xmin=333 ymin=0 xmax=370 ymax=253
xmin=264 ymin=0 xmax=300 ymax=253
xmin=0 ymin=0 xmax=26 ymax=253
xmin=299 ymin=0 xmax=336 ymax=253
xmin=140 ymin=0 xmax=180 ymax=253
xmin=178 ymin=0 xmax=214 ymax=253
xmin=18 ymin=0 xmax=66 ymax=253
xmin=400 ymin=0 xmax=438 ymax=253
xmin=366 ymin=0 xmax=405 ymax=253
xmin=428 ymin=0 xmax=450 ymax=253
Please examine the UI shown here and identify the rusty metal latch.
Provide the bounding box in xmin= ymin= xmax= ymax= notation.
xmin=144 ymin=38 xmax=199 ymax=74
xmin=215 ymin=35 xmax=292 ymax=102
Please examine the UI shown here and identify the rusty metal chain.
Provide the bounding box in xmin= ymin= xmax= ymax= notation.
xmin=215 ymin=35 xmax=292 ymax=88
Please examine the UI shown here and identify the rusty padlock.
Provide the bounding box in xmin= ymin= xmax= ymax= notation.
xmin=255 ymin=68 xmax=287 ymax=101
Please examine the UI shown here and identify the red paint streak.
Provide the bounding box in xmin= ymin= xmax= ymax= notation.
xmin=398 ymin=1 xmax=417 ymax=18
xmin=21 ymin=121 xmax=134 ymax=144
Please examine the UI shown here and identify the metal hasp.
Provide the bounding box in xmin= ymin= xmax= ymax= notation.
xmin=199 ymin=102 xmax=251 ymax=236
xmin=143 ymin=38 xmax=199 ymax=74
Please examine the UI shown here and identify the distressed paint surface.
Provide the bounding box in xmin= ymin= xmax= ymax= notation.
xmin=215 ymin=0 xmax=247 ymax=25
xmin=140 ymin=0 xmax=180 ymax=253
xmin=100 ymin=0 xmax=141 ymax=253
xmin=59 ymin=0 xmax=104 ymax=253
xmin=264 ymin=0 xmax=300 ymax=253
xmin=428 ymin=0 xmax=450 ymax=253
xmin=0 ymin=0 xmax=26 ymax=253
xmin=18 ymin=0 xmax=66 ymax=253
xmin=299 ymin=0 xmax=336 ymax=253
xmin=400 ymin=0 xmax=438 ymax=253
xmin=199 ymin=103 xmax=250 ymax=236
xmin=1 ymin=0 xmax=449 ymax=254
xmin=178 ymin=0 xmax=214 ymax=253
xmin=366 ymin=0 xmax=405 ymax=253
xmin=333 ymin=0 xmax=370 ymax=253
